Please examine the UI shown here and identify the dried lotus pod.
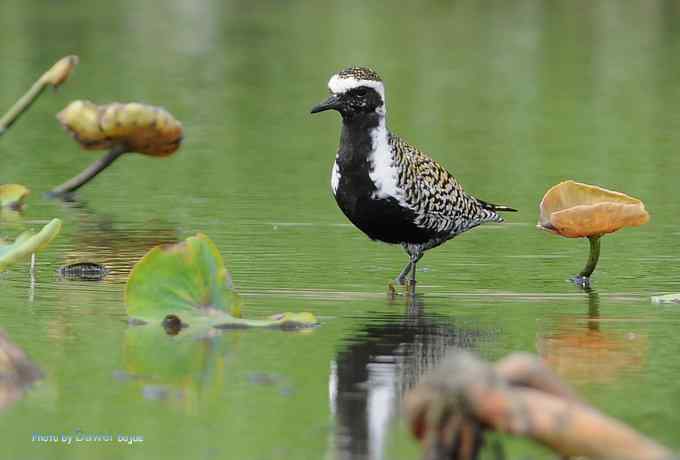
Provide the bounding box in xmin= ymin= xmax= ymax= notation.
xmin=49 ymin=101 xmax=183 ymax=198
xmin=57 ymin=100 xmax=182 ymax=156
xmin=537 ymin=180 xmax=650 ymax=288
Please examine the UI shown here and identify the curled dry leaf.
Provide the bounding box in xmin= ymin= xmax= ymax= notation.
xmin=537 ymin=180 xmax=649 ymax=238
xmin=0 ymin=218 xmax=62 ymax=272
xmin=57 ymin=100 xmax=183 ymax=156
xmin=0 ymin=184 xmax=30 ymax=210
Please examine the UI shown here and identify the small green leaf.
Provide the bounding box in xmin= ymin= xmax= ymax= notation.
xmin=0 ymin=184 xmax=30 ymax=210
xmin=0 ymin=218 xmax=62 ymax=272
xmin=125 ymin=233 xmax=317 ymax=330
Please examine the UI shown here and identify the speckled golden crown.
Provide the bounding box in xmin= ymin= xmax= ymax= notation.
xmin=337 ymin=66 xmax=382 ymax=81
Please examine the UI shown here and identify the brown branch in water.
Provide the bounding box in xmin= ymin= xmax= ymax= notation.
xmin=494 ymin=352 xmax=581 ymax=403
xmin=0 ymin=329 xmax=43 ymax=412
xmin=0 ymin=55 xmax=78 ymax=136
xmin=404 ymin=351 xmax=676 ymax=460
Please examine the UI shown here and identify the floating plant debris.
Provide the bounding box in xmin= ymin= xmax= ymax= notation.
xmin=57 ymin=262 xmax=109 ymax=281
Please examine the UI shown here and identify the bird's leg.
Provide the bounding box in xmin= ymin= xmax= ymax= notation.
xmin=405 ymin=251 xmax=423 ymax=296
xmin=406 ymin=263 xmax=417 ymax=297
xmin=388 ymin=260 xmax=412 ymax=297
xmin=396 ymin=261 xmax=413 ymax=286
xmin=388 ymin=245 xmax=423 ymax=297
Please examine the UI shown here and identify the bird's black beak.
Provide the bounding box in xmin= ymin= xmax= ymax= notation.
xmin=310 ymin=94 xmax=342 ymax=114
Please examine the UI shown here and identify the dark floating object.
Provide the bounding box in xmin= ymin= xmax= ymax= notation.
xmin=161 ymin=314 xmax=186 ymax=335
xmin=57 ymin=262 xmax=108 ymax=281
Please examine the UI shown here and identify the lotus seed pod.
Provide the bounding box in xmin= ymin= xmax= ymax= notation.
xmin=58 ymin=101 xmax=183 ymax=156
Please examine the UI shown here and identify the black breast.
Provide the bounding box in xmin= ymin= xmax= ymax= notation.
xmin=332 ymin=114 xmax=440 ymax=245
xmin=335 ymin=184 xmax=435 ymax=244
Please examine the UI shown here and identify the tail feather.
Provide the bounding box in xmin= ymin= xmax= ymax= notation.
xmin=477 ymin=198 xmax=518 ymax=213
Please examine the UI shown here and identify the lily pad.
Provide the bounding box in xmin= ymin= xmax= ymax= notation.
xmin=125 ymin=233 xmax=318 ymax=330
xmin=0 ymin=184 xmax=30 ymax=210
xmin=0 ymin=218 xmax=62 ymax=272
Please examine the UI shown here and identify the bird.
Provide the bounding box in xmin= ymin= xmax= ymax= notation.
xmin=310 ymin=66 xmax=516 ymax=290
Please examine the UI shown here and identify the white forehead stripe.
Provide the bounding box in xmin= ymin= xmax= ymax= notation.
xmin=328 ymin=74 xmax=385 ymax=100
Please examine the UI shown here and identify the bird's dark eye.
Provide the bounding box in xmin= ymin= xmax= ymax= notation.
xmin=354 ymin=88 xmax=368 ymax=97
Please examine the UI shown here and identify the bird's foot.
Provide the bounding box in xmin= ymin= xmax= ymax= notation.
xmin=387 ymin=276 xmax=415 ymax=299
xmin=405 ymin=279 xmax=417 ymax=297
xmin=569 ymin=275 xmax=591 ymax=289
xmin=387 ymin=282 xmax=398 ymax=299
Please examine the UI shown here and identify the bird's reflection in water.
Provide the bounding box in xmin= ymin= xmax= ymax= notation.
xmin=329 ymin=295 xmax=492 ymax=460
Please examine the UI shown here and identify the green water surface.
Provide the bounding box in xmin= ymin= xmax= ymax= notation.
xmin=1 ymin=1 xmax=679 ymax=459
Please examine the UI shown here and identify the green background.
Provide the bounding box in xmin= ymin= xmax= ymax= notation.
xmin=1 ymin=1 xmax=679 ymax=458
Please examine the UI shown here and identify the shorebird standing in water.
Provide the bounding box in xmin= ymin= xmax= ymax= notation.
xmin=311 ymin=66 xmax=516 ymax=291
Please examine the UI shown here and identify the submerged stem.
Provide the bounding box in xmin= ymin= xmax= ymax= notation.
xmin=578 ymin=235 xmax=601 ymax=278
xmin=48 ymin=145 xmax=128 ymax=198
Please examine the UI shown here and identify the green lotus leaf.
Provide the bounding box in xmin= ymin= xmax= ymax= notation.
xmin=0 ymin=218 xmax=62 ymax=272
xmin=0 ymin=184 xmax=30 ymax=210
xmin=125 ymin=233 xmax=318 ymax=331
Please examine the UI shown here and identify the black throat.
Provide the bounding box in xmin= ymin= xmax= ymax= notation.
xmin=336 ymin=111 xmax=383 ymax=173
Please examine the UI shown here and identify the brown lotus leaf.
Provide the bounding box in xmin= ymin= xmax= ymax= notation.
xmin=537 ymin=180 xmax=649 ymax=238
xmin=57 ymin=100 xmax=183 ymax=157
xmin=0 ymin=184 xmax=30 ymax=210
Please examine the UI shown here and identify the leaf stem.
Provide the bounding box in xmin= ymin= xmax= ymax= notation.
xmin=578 ymin=235 xmax=601 ymax=278
xmin=0 ymin=80 xmax=47 ymax=136
xmin=0 ymin=56 xmax=77 ymax=137
xmin=47 ymin=145 xmax=128 ymax=198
